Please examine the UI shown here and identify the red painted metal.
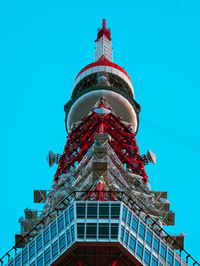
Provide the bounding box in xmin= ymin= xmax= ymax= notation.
xmin=112 ymin=260 xmax=118 ymax=266
xmin=75 ymin=55 xmax=131 ymax=81
xmin=96 ymin=18 xmax=111 ymax=42
xmin=54 ymin=100 xmax=148 ymax=184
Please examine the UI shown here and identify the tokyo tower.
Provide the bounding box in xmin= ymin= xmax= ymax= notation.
xmin=0 ymin=19 xmax=199 ymax=266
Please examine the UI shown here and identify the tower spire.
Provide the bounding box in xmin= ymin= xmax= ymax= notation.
xmin=95 ymin=18 xmax=113 ymax=62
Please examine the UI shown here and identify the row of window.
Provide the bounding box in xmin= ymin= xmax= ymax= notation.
xmin=77 ymin=223 xmax=118 ymax=239
xmin=9 ymin=225 xmax=75 ymax=266
xmin=120 ymin=224 xmax=181 ymax=266
xmin=8 ymin=205 xmax=75 ymax=266
xmin=76 ymin=202 xmax=120 ymax=219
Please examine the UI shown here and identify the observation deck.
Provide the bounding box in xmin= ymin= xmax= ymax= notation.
xmin=3 ymin=194 xmax=191 ymax=266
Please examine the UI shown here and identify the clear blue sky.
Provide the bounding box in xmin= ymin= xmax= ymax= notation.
xmin=0 ymin=0 xmax=200 ymax=262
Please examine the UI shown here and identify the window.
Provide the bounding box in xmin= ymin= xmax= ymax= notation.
xmin=51 ymin=222 xmax=57 ymax=240
xmin=15 ymin=256 xmax=21 ymax=266
xmin=59 ymin=234 xmax=66 ymax=252
xmin=111 ymin=224 xmax=118 ymax=239
xmin=139 ymin=223 xmax=145 ymax=240
xmin=77 ymin=223 xmax=85 ymax=238
xmin=129 ymin=235 xmax=136 ymax=252
xmin=71 ymin=225 xmax=75 ymax=241
xmin=22 ymin=249 xmax=28 ymax=265
xmin=44 ymin=248 xmax=51 ymax=265
xmin=161 ymin=244 xmax=166 ymax=260
xmin=152 ymin=256 xmax=158 ymax=266
xmin=175 ymin=260 xmax=181 ymax=266
xmin=58 ymin=215 xmax=64 ymax=232
xmin=136 ymin=242 xmax=144 ymax=260
xmin=87 ymin=203 xmax=97 ymax=218
xmin=144 ymin=249 xmax=150 ymax=265
xmin=111 ymin=204 xmax=120 ymax=218
xmin=124 ymin=230 xmax=129 ymax=246
xmin=36 ymin=236 xmax=42 ymax=253
xmin=29 ymin=241 xmax=35 ymax=259
xmin=131 ymin=216 xmax=138 ymax=233
xmin=122 ymin=207 xmax=127 ymax=222
xmin=99 ymin=203 xmax=109 ymax=218
xmin=120 ymin=225 xmax=125 ymax=242
xmin=69 ymin=206 xmax=74 ymax=221
xmin=67 ymin=229 xmax=71 ymax=245
xmin=52 ymin=241 xmax=58 ymax=259
xmin=76 ymin=203 xmax=86 ymax=218
xmin=153 ymin=236 xmax=160 ymax=253
xmin=65 ymin=211 xmax=69 ymax=227
xmin=37 ymin=255 xmax=43 ymax=266
xmin=44 ymin=229 xmax=50 ymax=246
xmin=168 ymin=250 xmax=174 ymax=265
xmin=127 ymin=213 xmax=131 ymax=225
xmin=86 ymin=223 xmax=97 ymax=238
xmin=99 ymin=223 xmax=109 ymax=239
xmin=146 ymin=230 xmax=152 ymax=246
xmin=30 ymin=262 xmax=35 ymax=266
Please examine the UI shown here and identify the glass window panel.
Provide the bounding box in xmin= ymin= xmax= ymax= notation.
xmin=122 ymin=207 xmax=127 ymax=222
xmin=44 ymin=248 xmax=51 ymax=265
xmin=44 ymin=228 xmax=50 ymax=246
xmin=52 ymin=241 xmax=58 ymax=259
xmin=59 ymin=234 xmax=66 ymax=252
xmin=30 ymin=262 xmax=35 ymax=266
xmin=99 ymin=203 xmax=109 ymax=219
xmin=111 ymin=224 xmax=118 ymax=239
xmin=153 ymin=236 xmax=160 ymax=253
xmin=144 ymin=249 xmax=151 ymax=264
xmin=99 ymin=223 xmax=109 ymax=239
xmin=37 ymin=255 xmax=43 ymax=266
xmin=22 ymin=249 xmax=28 ymax=265
xmin=69 ymin=206 xmax=74 ymax=221
xmin=161 ymin=244 xmax=166 ymax=260
xmin=152 ymin=256 xmax=158 ymax=266
xmin=29 ymin=241 xmax=35 ymax=259
xmin=139 ymin=223 xmax=145 ymax=240
xmin=8 ymin=261 xmax=14 ymax=266
xmin=71 ymin=225 xmax=75 ymax=241
xmin=77 ymin=223 xmax=85 ymax=238
xmin=67 ymin=229 xmax=71 ymax=245
xmin=87 ymin=203 xmax=97 ymax=218
xmin=111 ymin=204 xmax=120 ymax=218
xmin=129 ymin=235 xmax=136 ymax=252
xmin=124 ymin=230 xmax=129 ymax=245
xmin=136 ymin=243 xmax=144 ymax=260
xmin=51 ymin=222 xmax=57 ymax=240
xmin=15 ymin=256 xmax=21 ymax=266
xmin=131 ymin=216 xmax=138 ymax=233
xmin=58 ymin=215 xmax=64 ymax=232
xmin=86 ymin=223 xmax=97 ymax=239
xmin=65 ymin=211 xmax=69 ymax=227
xmin=175 ymin=260 xmax=181 ymax=266
xmin=120 ymin=226 xmax=125 ymax=241
xmin=76 ymin=203 xmax=86 ymax=218
xmin=146 ymin=230 xmax=152 ymax=246
xmin=168 ymin=250 xmax=174 ymax=265
xmin=127 ymin=213 xmax=131 ymax=225
xmin=36 ymin=236 xmax=42 ymax=253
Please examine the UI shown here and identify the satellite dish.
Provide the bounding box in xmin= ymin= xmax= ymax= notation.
xmin=47 ymin=151 xmax=56 ymax=167
xmin=147 ymin=150 xmax=156 ymax=165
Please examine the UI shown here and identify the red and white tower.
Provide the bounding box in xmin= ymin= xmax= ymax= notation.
xmin=1 ymin=19 xmax=199 ymax=266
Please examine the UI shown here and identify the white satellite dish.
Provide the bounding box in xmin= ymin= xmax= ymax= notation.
xmin=147 ymin=150 xmax=156 ymax=165
xmin=47 ymin=151 xmax=56 ymax=167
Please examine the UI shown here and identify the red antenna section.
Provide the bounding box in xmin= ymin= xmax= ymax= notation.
xmin=95 ymin=19 xmax=113 ymax=62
